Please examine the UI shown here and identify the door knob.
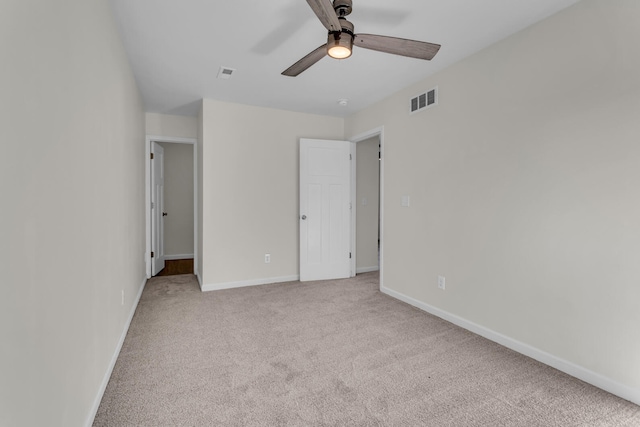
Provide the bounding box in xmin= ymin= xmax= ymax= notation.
xmin=162 ymin=212 xmax=168 ymax=217
xmin=301 ymin=215 xmax=307 ymax=220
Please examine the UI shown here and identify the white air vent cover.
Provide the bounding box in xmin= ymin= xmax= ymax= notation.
xmin=217 ymin=66 xmax=236 ymax=79
xmin=410 ymin=87 xmax=438 ymax=114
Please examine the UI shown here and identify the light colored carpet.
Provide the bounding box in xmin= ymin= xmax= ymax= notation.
xmin=94 ymin=272 xmax=639 ymax=426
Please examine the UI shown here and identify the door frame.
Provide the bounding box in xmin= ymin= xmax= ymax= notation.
xmin=349 ymin=126 xmax=384 ymax=287
xmin=145 ymin=135 xmax=198 ymax=279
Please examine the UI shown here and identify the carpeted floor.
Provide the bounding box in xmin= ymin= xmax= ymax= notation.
xmin=94 ymin=272 xmax=640 ymax=426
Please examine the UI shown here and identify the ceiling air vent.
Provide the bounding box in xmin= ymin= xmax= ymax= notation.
xmin=217 ymin=66 xmax=236 ymax=79
xmin=410 ymin=86 xmax=438 ymax=114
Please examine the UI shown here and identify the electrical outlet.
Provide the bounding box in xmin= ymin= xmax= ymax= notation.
xmin=265 ymin=254 xmax=271 ymax=264
xmin=438 ymin=276 xmax=446 ymax=290
xmin=121 ymin=290 xmax=124 ymax=305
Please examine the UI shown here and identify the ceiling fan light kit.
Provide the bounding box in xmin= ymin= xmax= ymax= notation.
xmin=327 ymin=38 xmax=352 ymax=59
xmin=282 ymin=0 xmax=441 ymax=77
xmin=327 ymin=19 xmax=354 ymax=59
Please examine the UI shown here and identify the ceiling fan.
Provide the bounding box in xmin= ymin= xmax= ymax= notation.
xmin=282 ymin=0 xmax=441 ymax=77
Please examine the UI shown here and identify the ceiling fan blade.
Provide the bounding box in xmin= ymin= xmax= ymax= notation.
xmin=306 ymin=0 xmax=342 ymax=32
xmin=282 ymin=44 xmax=328 ymax=77
xmin=354 ymin=34 xmax=441 ymax=60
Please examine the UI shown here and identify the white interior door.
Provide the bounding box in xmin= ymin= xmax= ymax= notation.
xmin=151 ymin=142 xmax=165 ymax=275
xmin=300 ymin=138 xmax=351 ymax=281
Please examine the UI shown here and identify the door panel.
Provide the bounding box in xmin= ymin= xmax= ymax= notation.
xmin=307 ymin=183 xmax=323 ymax=265
xmin=329 ymin=184 xmax=344 ymax=263
xmin=300 ymin=138 xmax=351 ymax=281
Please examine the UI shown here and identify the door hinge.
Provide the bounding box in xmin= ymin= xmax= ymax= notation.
xmin=350 ymin=153 xmax=352 ymax=160
xmin=151 ymin=251 xmax=154 ymax=258
xmin=150 ymin=153 xmax=154 ymax=160
xmin=349 ymin=252 xmax=352 ymax=259
xmin=151 ymin=202 xmax=154 ymax=209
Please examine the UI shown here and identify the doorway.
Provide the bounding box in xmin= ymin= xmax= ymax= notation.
xmin=350 ymin=127 xmax=384 ymax=288
xmin=355 ymin=136 xmax=380 ymax=273
xmin=145 ymin=136 xmax=198 ymax=279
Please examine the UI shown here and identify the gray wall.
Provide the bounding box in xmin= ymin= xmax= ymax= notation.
xmin=346 ymin=0 xmax=640 ymax=400
xmin=199 ymin=99 xmax=345 ymax=288
xmin=0 ymin=0 xmax=146 ymax=425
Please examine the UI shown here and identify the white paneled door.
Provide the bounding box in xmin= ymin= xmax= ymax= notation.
xmin=299 ymin=138 xmax=351 ymax=281
xmin=151 ymin=142 xmax=165 ymax=276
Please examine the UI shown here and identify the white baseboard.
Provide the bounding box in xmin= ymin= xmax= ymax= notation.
xmin=164 ymin=254 xmax=194 ymax=260
xmin=381 ymin=285 xmax=640 ymax=406
xmin=85 ymin=276 xmax=147 ymax=427
xmin=356 ymin=266 xmax=379 ymax=274
xmin=201 ymin=275 xmax=299 ymax=292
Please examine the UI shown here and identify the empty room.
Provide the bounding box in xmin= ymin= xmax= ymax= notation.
xmin=2 ymin=0 xmax=639 ymax=426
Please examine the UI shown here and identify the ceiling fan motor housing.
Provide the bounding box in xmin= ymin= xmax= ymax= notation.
xmin=327 ymin=18 xmax=354 ymax=58
xmin=333 ymin=0 xmax=353 ymax=16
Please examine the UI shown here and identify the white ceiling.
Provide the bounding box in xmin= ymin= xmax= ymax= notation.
xmin=109 ymin=0 xmax=580 ymax=118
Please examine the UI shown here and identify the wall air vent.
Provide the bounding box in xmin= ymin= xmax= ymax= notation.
xmin=410 ymin=86 xmax=438 ymax=114
xmin=217 ymin=66 xmax=236 ymax=79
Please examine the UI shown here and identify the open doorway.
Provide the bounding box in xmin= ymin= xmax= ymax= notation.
xmin=355 ymin=136 xmax=380 ymax=273
xmin=155 ymin=141 xmax=194 ymax=275
xmin=350 ymin=127 xmax=384 ymax=288
xmin=145 ymin=136 xmax=198 ymax=279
